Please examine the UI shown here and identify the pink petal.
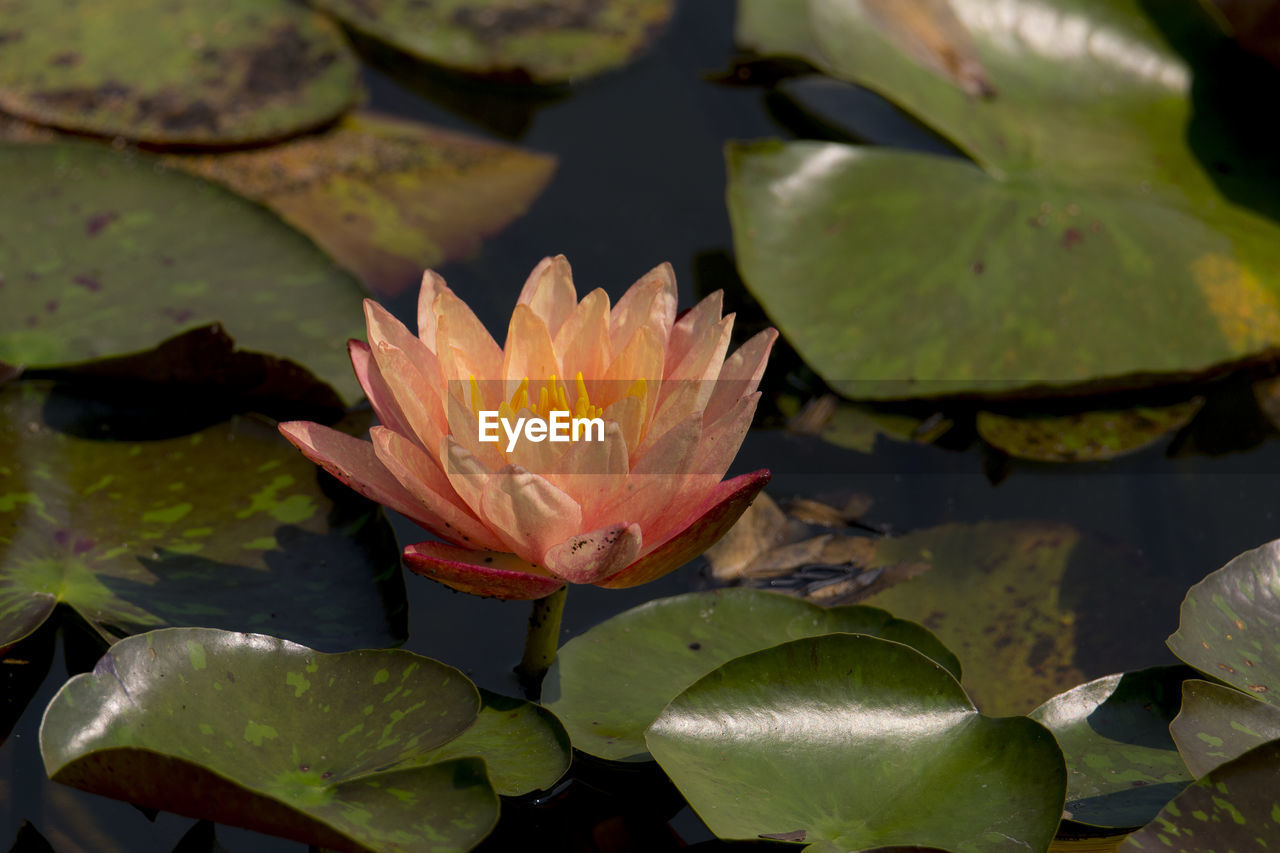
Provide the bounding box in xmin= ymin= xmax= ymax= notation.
xmin=416 ymin=269 xmax=448 ymax=352
xmin=666 ymin=290 xmax=724 ymax=375
xmin=546 ymin=420 xmax=629 ymax=511
xmin=544 ymin=522 xmax=642 ymax=584
xmin=278 ymin=421 xmax=435 ymax=531
xmin=480 ymin=466 xmax=583 ymax=563
xmin=596 ymin=413 xmax=701 ymax=534
xmin=554 ymin=288 xmax=613 ymax=389
xmin=609 ymin=264 xmax=677 ymax=354
xmin=371 ymin=427 xmax=505 ymax=550
xmin=601 ymin=325 xmax=663 ymax=427
xmin=403 ymin=541 xmax=565 ymax=600
xmin=441 ymin=436 xmax=495 ymax=520
xmin=370 ymin=343 xmax=448 ymax=459
xmin=598 ymin=469 xmax=771 ymax=589
xmin=348 ymin=340 xmax=412 ymax=439
xmin=518 ymin=255 xmax=577 ymax=338
xmin=434 ymin=289 xmax=503 ymax=384
xmin=501 ymin=305 xmax=561 ymax=398
xmin=705 ymin=328 xmax=777 ymax=424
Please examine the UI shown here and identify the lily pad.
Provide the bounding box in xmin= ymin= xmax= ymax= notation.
xmin=0 ymin=142 xmax=368 ymax=404
xmin=541 ymin=587 xmax=959 ymax=762
xmin=40 ymin=628 xmax=497 ymax=853
xmin=729 ymin=0 xmax=1280 ymax=398
xmin=312 ymin=0 xmax=674 ymax=84
xmin=863 ymin=521 xmax=1142 ymax=715
xmin=410 ymin=689 xmax=570 ymax=797
xmin=0 ymin=0 xmax=359 ymax=144
xmin=0 ymin=381 xmax=406 ymax=653
xmin=646 ymin=633 xmax=1065 ymax=853
xmin=1030 ymin=667 xmax=1194 ymax=829
xmin=165 ymin=112 xmax=556 ymax=298
xmin=1171 ymin=679 xmax=1280 ymax=778
xmin=976 ymin=399 xmax=1204 ymax=463
xmin=1167 ymin=538 xmax=1280 ymax=703
xmin=1124 ymin=739 xmax=1280 ymax=851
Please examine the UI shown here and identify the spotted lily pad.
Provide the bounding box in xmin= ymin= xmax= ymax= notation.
xmin=977 ymin=399 xmax=1204 ymax=463
xmin=408 ymin=689 xmax=570 ymax=796
xmin=0 ymin=0 xmax=359 ymax=144
xmin=40 ymin=628 xmax=497 ymax=853
xmin=646 ymin=633 xmax=1066 ymax=853
xmin=166 ymin=112 xmax=556 ymax=298
xmin=1171 ymin=679 xmax=1280 ymax=779
xmin=541 ymin=587 xmax=959 ymax=762
xmin=0 ymin=381 xmax=406 ymax=653
xmin=312 ymin=0 xmax=674 ymax=84
xmin=1124 ymin=739 xmax=1280 ymax=851
xmin=1167 ymin=538 xmax=1280 ymax=702
xmin=1030 ymin=667 xmax=1194 ymax=829
xmin=730 ymin=0 xmax=1280 ymax=398
xmin=0 ymin=142 xmax=367 ymax=404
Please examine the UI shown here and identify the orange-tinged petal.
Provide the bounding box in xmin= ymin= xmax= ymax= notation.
xmin=278 ymin=421 xmax=433 ymax=532
xmin=598 ymin=413 xmax=701 ymax=534
xmin=371 ymin=343 xmax=448 ymax=461
xmin=501 ymin=304 xmax=561 ymax=399
xmin=348 ymin=340 xmax=412 ymax=439
xmin=435 ymin=289 xmax=503 ymax=383
xmin=404 ymin=541 xmax=564 ymax=600
xmin=602 ymin=395 xmax=645 ymax=457
xmin=371 ymin=427 xmax=505 ymax=550
xmin=598 ymin=469 xmax=771 ymax=589
xmin=666 ymin=290 xmax=724 ymax=375
xmin=602 ymin=325 xmax=663 ymax=430
xmin=442 ymin=436 xmax=494 ymax=520
xmin=645 ymin=314 xmax=733 ymax=451
xmin=480 ymin=466 xmax=582 ymax=563
xmin=518 ymin=255 xmax=577 ymax=338
xmin=554 ymin=288 xmax=612 ymax=388
xmin=609 ymin=264 xmax=677 ymax=355
xmin=547 ymin=420 xmax=628 ymax=509
xmin=416 ymin=269 xmax=448 ymax=352
xmin=544 ymin=522 xmax=642 ymax=584
xmin=705 ymin=327 xmax=778 ymax=424
xmin=446 ymin=392 xmax=507 ymax=471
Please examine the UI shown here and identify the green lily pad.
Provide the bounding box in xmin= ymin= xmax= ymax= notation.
xmin=729 ymin=0 xmax=1280 ymax=398
xmin=1030 ymin=667 xmax=1194 ymax=829
xmin=0 ymin=0 xmax=359 ymax=145
xmin=0 ymin=381 xmax=406 ymax=653
xmin=646 ymin=633 xmax=1066 ymax=853
xmin=0 ymin=142 xmax=368 ymax=404
xmin=1167 ymin=538 xmax=1280 ymax=703
xmin=40 ymin=628 xmax=497 ymax=853
xmin=1171 ymin=679 xmax=1280 ymax=779
xmin=541 ymin=587 xmax=959 ymax=762
xmin=409 ymin=689 xmax=570 ymax=797
xmin=977 ymin=399 xmax=1204 ymax=463
xmin=166 ymin=112 xmax=556 ymax=298
xmin=312 ymin=0 xmax=674 ymax=84
xmin=1124 ymin=739 xmax=1280 ymax=851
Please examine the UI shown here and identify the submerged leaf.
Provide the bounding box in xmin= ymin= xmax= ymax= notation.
xmin=40 ymin=628 xmax=497 ymax=853
xmin=647 ymin=633 xmax=1065 ymax=853
xmin=976 ymin=399 xmax=1204 ymax=463
xmin=0 ymin=382 xmax=406 ymax=653
xmin=0 ymin=0 xmax=359 ymax=144
xmin=312 ymin=0 xmax=674 ymax=84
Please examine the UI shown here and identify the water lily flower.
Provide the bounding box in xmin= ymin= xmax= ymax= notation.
xmin=279 ymin=256 xmax=774 ymax=600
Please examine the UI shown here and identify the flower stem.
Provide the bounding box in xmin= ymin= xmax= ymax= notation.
xmin=515 ymin=585 xmax=567 ymax=699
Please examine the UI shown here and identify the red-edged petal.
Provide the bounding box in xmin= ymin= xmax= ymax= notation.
xmin=279 ymin=421 xmax=434 ymax=530
xmin=544 ymin=522 xmax=642 ymax=584
xmin=403 ymin=541 xmax=565 ymax=600
xmin=349 ymin=340 xmax=413 ymax=438
xmin=598 ymin=469 xmax=771 ymax=589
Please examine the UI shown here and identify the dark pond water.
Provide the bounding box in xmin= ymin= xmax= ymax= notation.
xmin=6 ymin=1 xmax=1280 ymax=850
